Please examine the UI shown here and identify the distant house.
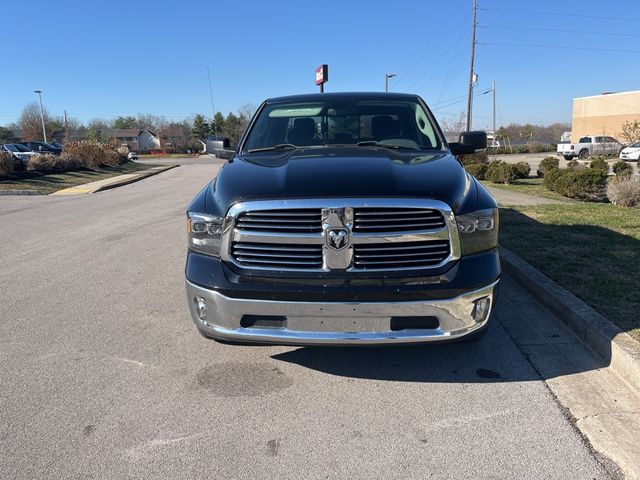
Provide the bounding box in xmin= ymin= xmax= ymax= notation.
xmin=102 ymin=129 xmax=161 ymax=151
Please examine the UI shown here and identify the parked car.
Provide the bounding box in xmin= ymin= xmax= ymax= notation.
xmin=1 ymin=143 xmax=41 ymax=165
xmin=185 ymin=92 xmax=499 ymax=346
xmin=48 ymin=141 xmax=64 ymax=149
xmin=557 ymin=135 xmax=622 ymax=160
xmin=19 ymin=141 xmax=62 ymax=155
xmin=127 ymin=151 xmax=138 ymax=161
xmin=619 ymin=141 xmax=640 ymax=161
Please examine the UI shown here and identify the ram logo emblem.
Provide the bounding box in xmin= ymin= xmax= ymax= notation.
xmin=326 ymin=228 xmax=349 ymax=250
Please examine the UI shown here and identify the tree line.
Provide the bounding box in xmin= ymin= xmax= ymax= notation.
xmin=0 ymin=102 xmax=258 ymax=152
xmin=439 ymin=112 xmax=571 ymax=145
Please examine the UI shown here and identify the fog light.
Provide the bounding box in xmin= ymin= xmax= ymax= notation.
xmin=472 ymin=296 xmax=491 ymax=323
xmin=194 ymin=297 xmax=207 ymax=320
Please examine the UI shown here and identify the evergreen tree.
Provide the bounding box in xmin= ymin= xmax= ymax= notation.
xmin=192 ymin=114 xmax=210 ymax=140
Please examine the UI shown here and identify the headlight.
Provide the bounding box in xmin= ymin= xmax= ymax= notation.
xmin=187 ymin=212 xmax=224 ymax=256
xmin=456 ymin=208 xmax=499 ymax=255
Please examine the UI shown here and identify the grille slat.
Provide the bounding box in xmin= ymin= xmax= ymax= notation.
xmin=354 ymin=250 xmax=449 ymax=259
xmin=353 ymin=207 xmax=445 ymax=233
xmin=353 ymin=240 xmax=450 ymax=270
xmin=232 ymin=241 xmax=323 ymax=269
xmin=237 ymin=209 xmax=322 ymax=233
xmin=355 ymin=243 xmax=449 ymax=252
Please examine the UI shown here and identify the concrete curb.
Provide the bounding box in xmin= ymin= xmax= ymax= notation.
xmin=0 ymin=190 xmax=42 ymax=196
xmin=500 ymin=246 xmax=640 ymax=389
xmin=50 ymin=165 xmax=179 ymax=196
xmin=94 ymin=165 xmax=179 ymax=193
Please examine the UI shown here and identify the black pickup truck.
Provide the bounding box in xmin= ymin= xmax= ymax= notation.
xmin=185 ymin=92 xmax=500 ymax=345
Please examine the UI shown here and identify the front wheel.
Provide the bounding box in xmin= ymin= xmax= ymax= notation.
xmin=578 ymin=149 xmax=589 ymax=159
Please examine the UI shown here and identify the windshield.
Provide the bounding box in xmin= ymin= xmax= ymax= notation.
xmin=243 ymin=99 xmax=442 ymax=152
xmin=629 ymin=141 xmax=640 ymax=148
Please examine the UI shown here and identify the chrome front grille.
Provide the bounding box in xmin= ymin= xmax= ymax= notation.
xmin=236 ymin=209 xmax=321 ymax=233
xmin=223 ymin=199 xmax=460 ymax=272
xmin=354 ymin=240 xmax=450 ymax=269
xmin=231 ymin=242 xmax=323 ymax=269
xmin=353 ymin=208 xmax=445 ymax=232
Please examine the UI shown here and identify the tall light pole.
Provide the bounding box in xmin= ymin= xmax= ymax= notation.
xmin=34 ymin=90 xmax=47 ymax=142
xmin=466 ymin=0 xmax=478 ymax=131
xmin=385 ymin=73 xmax=396 ymax=92
xmin=206 ymin=67 xmax=218 ymax=138
xmin=492 ymin=81 xmax=496 ymax=147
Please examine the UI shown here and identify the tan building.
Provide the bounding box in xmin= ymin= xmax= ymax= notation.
xmin=572 ymin=90 xmax=640 ymax=143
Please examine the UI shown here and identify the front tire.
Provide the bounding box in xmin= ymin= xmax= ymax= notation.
xmin=578 ymin=149 xmax=589 ymax=159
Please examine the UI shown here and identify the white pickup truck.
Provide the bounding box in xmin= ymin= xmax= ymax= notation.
xmin=557 ymin=135 xmax=622 ymax=160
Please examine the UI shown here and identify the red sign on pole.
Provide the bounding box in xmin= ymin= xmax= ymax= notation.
xmin=315 ymin=64 xmax=328 ymax=86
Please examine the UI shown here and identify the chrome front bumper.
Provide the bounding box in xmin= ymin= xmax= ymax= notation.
xmin=186 ymin=280 xmax=499 ymax=345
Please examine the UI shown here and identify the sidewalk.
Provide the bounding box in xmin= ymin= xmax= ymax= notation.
xmin=486 ymin=186 xmax=562 ymax=206
xmin=50 ymin=165 xmax=177 ymax=196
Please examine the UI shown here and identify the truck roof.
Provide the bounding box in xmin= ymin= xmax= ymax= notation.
xmin=266 ymin=92 xmax=420 ymax=104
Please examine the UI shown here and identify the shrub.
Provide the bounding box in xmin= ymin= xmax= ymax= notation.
xmin=553 ymin=168 xmax=608 ymax=201
xmin=607 ymin=175 xmax=640 ymax=207
xmin=459 ymin=152 xmax=488 ymax=165
xmin=566 ymin=159 xmax=582 ymax=170
xmin=27 ymin=153 xmax=84 ymax=172
xmin=612 ymin=160 xmax=633 ymax=178
xmin=0 ymin=151 xmax=14 ymax=175
xmin=62 ymin=141 xmax=126 ymax=169
xmin=543 ymin=167 xmax=566 ymax=191
xmin=465 ymin=163 xmax=487 ymax=180
xmin=537 ymin=157 xmax=559 ymax=177
xmin=589 ymin=157 xmax=609 ymax=175
xmin=513 ymin=161 xmax=531 ymax=179
xmin=486 ymin=161 xmax=517 ymax=184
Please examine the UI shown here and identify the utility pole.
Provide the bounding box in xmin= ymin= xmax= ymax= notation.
xmin=207 ymin=66 xmax=218 ymax=138
xmin=64 ymin=109 xmax=69 ymax=144
xmin=492 ymin=81 xmax=496 ymax=147
xmin=34 ymin=90 xmax=47 ymax=142
xmin=466 ymin=0 xmax=477 ymax=131
xmin=385 ymin=73 xmax=396 ymax=92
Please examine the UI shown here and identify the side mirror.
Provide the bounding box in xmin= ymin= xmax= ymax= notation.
xmin=449 ymin=131 xmax=487 ymax=156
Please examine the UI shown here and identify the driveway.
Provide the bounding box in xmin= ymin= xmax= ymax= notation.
xmin=0 ymin=164 xmax=615 ymax=479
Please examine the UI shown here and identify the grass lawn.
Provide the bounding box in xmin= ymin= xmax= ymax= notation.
xmin=499 ymin=203 xmax=640 ymax=341
xmin=0 ymin=162 xmax=155 ymax=195
xmin=481 ymin=177 xmax=571 ymax=202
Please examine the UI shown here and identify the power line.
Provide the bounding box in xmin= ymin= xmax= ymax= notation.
xmin=433 ymin=88 xmax=492 ymax=111
xmin=481 ymin=24 xmax=640 ymax=38
xmin=484 ymin=7 xmax=639 ymax=22
xmin=480 ymin=42 xmax=640 ymax=54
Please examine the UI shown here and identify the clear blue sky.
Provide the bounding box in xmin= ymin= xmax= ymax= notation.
xmin=3 ymin=0 xmax=640 ymax=129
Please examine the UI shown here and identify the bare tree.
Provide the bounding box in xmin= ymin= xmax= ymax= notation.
xmin=238 ymin=103 xmax=258 ymax=121
xmin=19 ymin=102 xmax=51 ymax=141
xmin=620 ymin=120 xmax=640 ymax=144
xmin=160 ymin=120 xmax=192 ymax=152
xmin=135 ymin=114 xmax=168 ymax=133
xmin=439 ymin=112 xmax=466 ymax=143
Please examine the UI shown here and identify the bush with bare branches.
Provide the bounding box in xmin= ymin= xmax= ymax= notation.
xmin=0 ymin=151 xmax=14 ymax=174
xmin=607 ymin=175 xmax=640 ymax=207
xmin=27 ymin=154 xmax=83 ymax=172
xmin=61 ymin=141 xmax=126 ymax=169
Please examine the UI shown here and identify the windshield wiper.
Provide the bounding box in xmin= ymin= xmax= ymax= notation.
xmin=355 ymin=141 xmax=419 ymax=150
xmin=247 ymin=143 xmax=298 ymax=153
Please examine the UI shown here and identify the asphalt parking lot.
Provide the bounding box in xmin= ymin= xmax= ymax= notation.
xmin=0 ymin=162 xmax=617 ymax=479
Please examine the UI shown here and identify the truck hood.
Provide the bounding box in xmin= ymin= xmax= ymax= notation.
xmin=207 ymin=147 xmax=478 ymax=215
